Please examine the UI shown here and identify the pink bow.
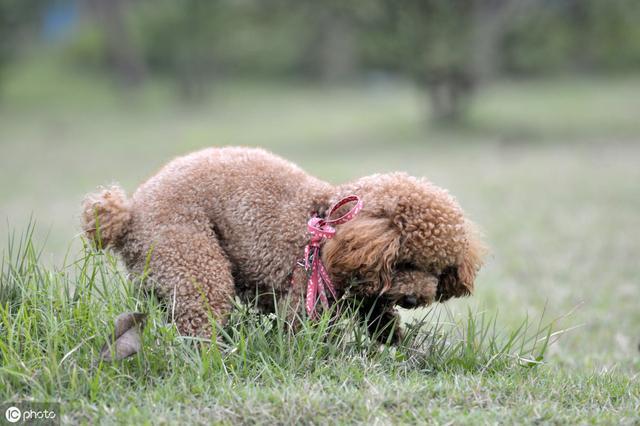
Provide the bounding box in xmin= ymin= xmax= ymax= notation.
xmin=301 ymin=195 xmax=363 ymax=318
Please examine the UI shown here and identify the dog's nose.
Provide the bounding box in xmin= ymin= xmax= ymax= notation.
xmin=400 ymin=295 xmax=418 ymax=308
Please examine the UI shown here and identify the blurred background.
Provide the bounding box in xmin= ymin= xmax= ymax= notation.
xmin=0 ymin=0 xmax=639 ymax=370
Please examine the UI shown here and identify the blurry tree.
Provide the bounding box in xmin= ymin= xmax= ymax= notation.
xmin=0 ymin=0 xmax=46 ymax=93
xmin=293 ymin=1 xmax=364 ymax=83
xmin=363 ymin=0 xmax=543 ymax=123
xmin=132 ymin=0 xmax=357 ymax=98
xmin=132 ymin=0 xmax=310 ymax=99
xmin=583 ymin=0 xmax=640 ymax=70
xmin=86 ymin=0 xmax=146 ymax=86
xmin=502 ymin=3 xmax=574 ymax=74
xmin=42 ymin=0 xmax=640 ymax=111
xmin=397 ymin=0 xmax=477 ymax=123
xmin=503 ymin=0 xmax=640 ymax=74
xmin=311 ymin=2 xmax=390 ymax=83
xmin=131 ymin=0 xmax=224 ymax=99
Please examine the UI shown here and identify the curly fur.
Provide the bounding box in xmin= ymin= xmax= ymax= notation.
xmin=81 ymin=147 xmax=485 ymax=342
xmin=82 ymin=186 xmax=132 ymax=248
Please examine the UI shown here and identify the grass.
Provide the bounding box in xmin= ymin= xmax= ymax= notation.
xmin=1 ymin=53 xmax=640 ymax=423
xmin=2 ymin=224 xmax=635 ymax=424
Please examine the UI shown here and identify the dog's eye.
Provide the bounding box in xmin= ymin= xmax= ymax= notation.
xmin=396 ymin=261 xmax=417 ymax=272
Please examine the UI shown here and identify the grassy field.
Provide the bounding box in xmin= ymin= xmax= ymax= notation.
xmin=1 ymin=57 xmax=640 ymax=423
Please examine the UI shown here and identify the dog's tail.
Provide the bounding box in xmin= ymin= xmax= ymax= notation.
xmin=81 ymin=185 xmax=132 ymax=249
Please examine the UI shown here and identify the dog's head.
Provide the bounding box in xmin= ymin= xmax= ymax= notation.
xmin=323 ymin=173 xmax=486 ymax=308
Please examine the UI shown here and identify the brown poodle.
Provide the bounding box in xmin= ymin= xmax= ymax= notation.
xmin=81 ymin=147 xmax=485 ymax=344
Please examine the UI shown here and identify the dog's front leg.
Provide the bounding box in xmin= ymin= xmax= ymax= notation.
xmin=358 ymin=298 xmax=403 ymax=345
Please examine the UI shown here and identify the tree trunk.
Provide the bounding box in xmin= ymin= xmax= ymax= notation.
xmin=471 ymin=1 xmax=503 ymax=82
xmin=425 ymin=78 xmax=473 ymax=123
xmin=317 ymin=15 xmax=358 ymax=82
xmin=471 ymin=0 xmax=545 ymax=81
xmin=88 ymin=0 xmax=145 ymax=86
xmin=305 ymin=9 xmax=358 ymax=83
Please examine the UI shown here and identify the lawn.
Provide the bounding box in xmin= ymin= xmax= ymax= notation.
xmin=1 ymin=57 xmax=639 ymax=424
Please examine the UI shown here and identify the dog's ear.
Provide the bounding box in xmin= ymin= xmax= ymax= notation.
xmin=458 ymin=219 xmax=486 ymax=294
xmin=438 ymin=220 xmax=486 ymax=300
xmin=323 ymin=215 xmax=400 ymax=294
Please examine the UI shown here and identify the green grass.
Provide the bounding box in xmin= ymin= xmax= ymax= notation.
xmin=1 ymin=54 xmax=640 ymax=423
xmin=1 ymin=224 xmax=636 ymax=424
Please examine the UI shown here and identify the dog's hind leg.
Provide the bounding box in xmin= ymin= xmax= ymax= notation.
xmin=147 ymin=223 xmax=235 ymax=339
